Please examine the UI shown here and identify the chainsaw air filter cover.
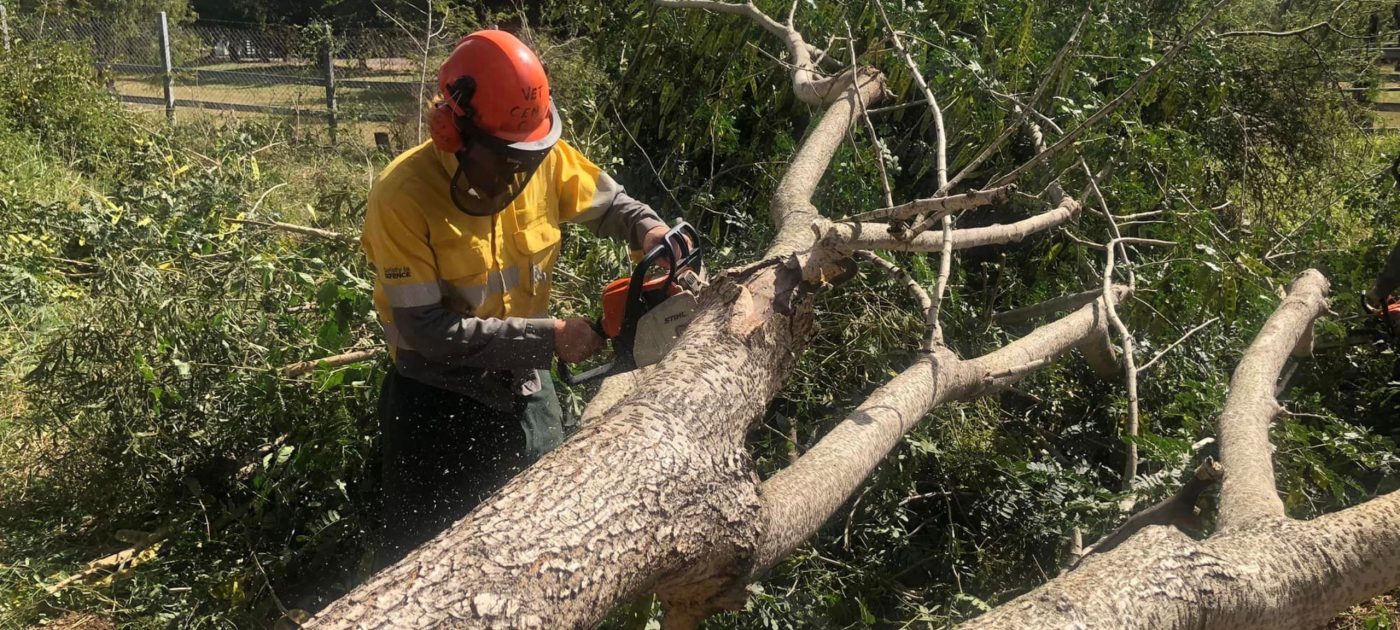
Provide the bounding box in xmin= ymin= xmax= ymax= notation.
xmin=599 ymin=274 xmax=682 ymax=339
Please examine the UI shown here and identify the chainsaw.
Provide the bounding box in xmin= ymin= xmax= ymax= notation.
xmin=1319 ymin=294 xmax=1400 ymax=353
xmin=1362 ymin=293 xmax=1400 ymax=347
xmin=558 ymin=221 xmax=704 ymax=386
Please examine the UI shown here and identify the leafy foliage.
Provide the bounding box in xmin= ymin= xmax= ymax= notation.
xmin=1 ymin=0 xmax=1398 ymax=627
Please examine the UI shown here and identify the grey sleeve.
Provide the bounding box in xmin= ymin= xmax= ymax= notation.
xmin=569 ymin=174 xmax=666 ymax=249
xmin=391 ymin=304 xmax=556 ymax=370
xmin=1373 ymin=240 xmax=1400 ymax=301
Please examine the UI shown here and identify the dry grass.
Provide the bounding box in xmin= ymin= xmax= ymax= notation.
xmin=33 ymin=613 xmax=116 ymax=630
xmin=1331 ymin=593 xmax=1400 ymax=629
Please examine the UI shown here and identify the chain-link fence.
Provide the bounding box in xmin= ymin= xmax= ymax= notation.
xmin=1 ymin=6 xmax=456 ymax=146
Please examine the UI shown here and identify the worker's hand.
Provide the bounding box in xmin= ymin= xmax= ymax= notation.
xmin=554 ymin=317 xmax=606 ymax=364
xmin=641 ymin=225 xmax=693 ymax=269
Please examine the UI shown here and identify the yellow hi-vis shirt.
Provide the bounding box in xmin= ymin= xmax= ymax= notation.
xmin=361 ymin=139 xmax=664 ymax=409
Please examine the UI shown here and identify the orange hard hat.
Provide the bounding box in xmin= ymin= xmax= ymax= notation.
xmin=436 ymin=30 xmax=557 ymax=146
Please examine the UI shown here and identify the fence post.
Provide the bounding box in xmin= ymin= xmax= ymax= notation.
xmin=324 ymin=23 xmax=337 ymax=146
xmin=158 ymin=11 xmax=174 ymax=122
xmin=1 ymin=3 xmax=11 ymax=52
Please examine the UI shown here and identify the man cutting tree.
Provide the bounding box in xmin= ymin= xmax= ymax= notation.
xmin=361 ymin=30 xmax=673 ymax=566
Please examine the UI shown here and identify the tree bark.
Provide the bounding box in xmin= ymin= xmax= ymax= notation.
xmin=310 ymin=265 xmax=816 ymax=628
xmin=964 ymin=270 xmax=1400 ymax=630
xmin=303 ymin=4 xmax=1400 ymax=628
xmin=966 ymin=494 xmax=1400 ymax=630
xmin=754 ymin=288 xmax=1126 ymax=574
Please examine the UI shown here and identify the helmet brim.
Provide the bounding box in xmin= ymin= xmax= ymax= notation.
xmin=493 ymin=104 xmax=562 ymax=150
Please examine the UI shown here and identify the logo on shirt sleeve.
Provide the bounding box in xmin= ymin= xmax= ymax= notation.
xmin=385 ymin=266 xmax=411 ymax=280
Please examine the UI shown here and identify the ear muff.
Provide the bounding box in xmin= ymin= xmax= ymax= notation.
xmin=429 ymin=101 xmax=463 ymax=153
xmin=429 ymin=76 xmax=479 ymax=154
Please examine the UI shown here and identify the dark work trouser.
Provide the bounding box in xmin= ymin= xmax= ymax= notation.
xmin=373 ymin=369 xmax=564 ymax=570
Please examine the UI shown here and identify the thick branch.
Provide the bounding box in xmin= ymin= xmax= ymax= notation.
xmin=818 ymin=197 xmax=1080 ymax=253
xmin=768 ymin=69 xmax=886 ymax=256
xmin=966 ymin=491 xmax=1400 ymax=629
xmin=1216 ymin=269 xmax=1329 ymax=530
xmin=968 ymin=272 xmax=1400 ymax=629
xmin=753 ymin=287 xmax=1127 ymax=574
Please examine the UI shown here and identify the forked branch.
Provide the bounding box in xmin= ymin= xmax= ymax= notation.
xmin=754 ymin=287 xmax=1128 ymax=575
xmin=655 ymin=0 xmax=845 ymax=105
xmin=818 ymin=196 xmax=1081 ymax=253
xmin=1215 ymin=269 xmax=1329 ymax=530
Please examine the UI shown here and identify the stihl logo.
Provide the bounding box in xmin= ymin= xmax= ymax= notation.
xmin=521 ymin=86 xmax=541 ymax=101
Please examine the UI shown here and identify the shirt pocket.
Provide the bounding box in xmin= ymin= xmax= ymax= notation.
xmin=512 ymin=221 xmax=561 ymax=297
xmin=433 ymin=234 xmax=493 ymax=283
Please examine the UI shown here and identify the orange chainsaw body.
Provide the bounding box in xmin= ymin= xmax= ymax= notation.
xmin=1382 ymin=300 xmax=1400 ymax=322
xmin=600 ymin=274 xmax=681 ymax=339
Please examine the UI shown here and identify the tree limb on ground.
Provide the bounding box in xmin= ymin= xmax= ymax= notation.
xmin=226 ymin=218 xmax=353 ymax=242
xmin=962 ymin=270 xmax=1400 ymax=630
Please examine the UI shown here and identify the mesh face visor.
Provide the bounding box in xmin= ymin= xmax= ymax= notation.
xmin=449 ymin=107 xmax=562 ymax=217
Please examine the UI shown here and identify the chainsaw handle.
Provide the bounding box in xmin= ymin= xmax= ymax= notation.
xmin=622 ymin=222 xmax=703 ymax=349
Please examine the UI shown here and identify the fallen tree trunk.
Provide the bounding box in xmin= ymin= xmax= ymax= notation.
xmin=309 ymin=3 xmax=1400 ymax=628
xmin=311 ymin=263 xmax=818 ymax=627
xmin=963 ymin=270 xmax=1400 ymax=630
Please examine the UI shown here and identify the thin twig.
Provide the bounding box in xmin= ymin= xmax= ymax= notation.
xmin=991 ymin=0 xmax=1230 ymax=189
xmin=226 ymin=218 xmax=351 ymax=242
xmin=854 ymin=251 xmax=935 ymax=351
xmin=875 ymin=1 xmax=952 ymax=344
xmin=44 ymin=527 xmax=172 ymax=595
xmin=250 ymin=182 xmax=289 ymax=215
xmin=1102 ymin=237 xmax=1174 ymax=487
xmin=283 ymin=348 xmax=384 ymax=377
xmin=865 ymin=99 xmax=928 ymax=115
xmin=941 ymin=8 xmax=1091 ymax=196
xmin=847 ymin=20 xmax=892 ymax=208
xmin=1138 ymin=317 xmax=1220 ymax=373
xmin=1210 ymin=21 xmax=1328 ymax=39
xmin=843 ymin=185 xmax=1014 ymax=224
xmin=1080 ymin=156 xmax=1138 ymax=487
xmin=992 ymin=288 xmax=1103 ymax=326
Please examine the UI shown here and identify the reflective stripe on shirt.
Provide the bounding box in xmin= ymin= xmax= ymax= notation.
xmin=383 ymin=281 xmax=443 ymax=308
